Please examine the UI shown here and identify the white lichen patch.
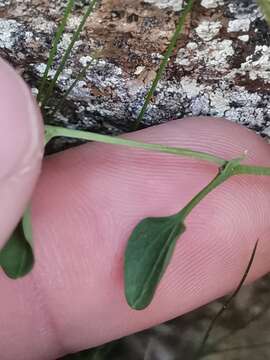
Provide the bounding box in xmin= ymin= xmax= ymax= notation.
xmin=240 ymin=45 xmax=270 ymax=83
xmin=201 ymin=0 xmax=224 ymax=8
xmin=228 ymin=18 xmax=251 ymax=32
xmin=238 ymin=35 xmax=249 ymax=42
xmin=228 ymin=2 xmax=260 ymax=22
xmin=58 ymin=33 xmax=82 ymax=53
xmin=24 ymin=31 xmax=34 ymax=44
xmin=177 ymin=39 xmax=234 ymax=69
xmin=79 ymin=55 xmax=98 ymax=67
xmin=195 ymin=20 xmax=222 ymax=42
xmin=210 ymin=89 xmax=230 ymax=116
xmin=152 ymin=75 xmax=267 ymax=128
xmin=0 ymin=0 xmax=11 ymax=8
xmin=180 ymin=77 xmax=203 ymax=99
xmin=67 ymin=15 xmax=82 ymax=31
xmin=0 ymin=19 xmax=22 ymax=50
xmin=35 ymin=63 xmax=73 ymax=85
xmin=143 ymin=0 xmax=183 ymax=11
xmin=134 ymin=66 xmax=146 ymax=75
xmin=31 ymin=17 xmax=55 ymax=33
xmin=35 ymin=63 xmax=56 ymax=79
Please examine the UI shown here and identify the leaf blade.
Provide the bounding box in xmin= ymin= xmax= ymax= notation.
xmin=0 ymin=209 xmax=34 ymax=279
xmin=124 ymin=215 xmax=185 ymax=310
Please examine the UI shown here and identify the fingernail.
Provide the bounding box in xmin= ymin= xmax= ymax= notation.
xmin=0 ymin=58 xmax=43 ymax=181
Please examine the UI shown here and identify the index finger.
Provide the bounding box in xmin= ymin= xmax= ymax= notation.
xmin=0 ymin=117 xmax=270 ymax=360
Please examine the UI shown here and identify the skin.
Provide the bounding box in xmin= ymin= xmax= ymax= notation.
xmin=0 ymin=58 xmax=270 ymax=360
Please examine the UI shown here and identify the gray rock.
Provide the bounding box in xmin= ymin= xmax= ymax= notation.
xmin=0 ymin=0 xmax=269 ymax=134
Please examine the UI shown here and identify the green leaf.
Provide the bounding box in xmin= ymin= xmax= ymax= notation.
xmin=258 ymin=0 xmax=270 ymax=25
xmin=124 ymin=215 xmax=185 ymax=310
xmin=0 ymin=209 xmax=34 ymax=279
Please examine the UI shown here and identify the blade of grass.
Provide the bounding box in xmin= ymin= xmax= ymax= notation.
xmin=50 ymin=51 xmax=99 ymax=117
xmin=195 ymin=240 xmax=259 ymax=359
xmin=37 ymin=0 xmax=75 ymax=104
xmin=133 ymin=0 xmax=195 ymax=130
xmin=41 ymin=0 xmax=98 ymax=110
xmin=204 ymin=300 xmax=270 ymax=355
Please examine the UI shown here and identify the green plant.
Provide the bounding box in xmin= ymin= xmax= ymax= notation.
xmin=133 ymin=0 xmax=194 ymax=130
xmin=195 ymin=240 xmax=259 ymax=358
xmin=1 ymin=0 xmax=270 ymax=309
xmin=1 ymin=0 xmax=269 ymax=358
xmin=0 ymin=4 xmax=270 ymax=360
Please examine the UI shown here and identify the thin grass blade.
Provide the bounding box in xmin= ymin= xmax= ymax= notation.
xmin=50 ymin=52 xmax=99 ymax=117
xmin=196 ymin=240 xmax=259 ymax=358
xmin=37 ymin=0 xmax=75 ymax=104
xmin=41 ymin=0 xmax=98 ymax=109
xmin=133 ymin=0 xmax=195 ymax=130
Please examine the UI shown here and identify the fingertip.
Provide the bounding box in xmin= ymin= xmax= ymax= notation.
xmin=0 ymin=58 xmax=44 ymax=248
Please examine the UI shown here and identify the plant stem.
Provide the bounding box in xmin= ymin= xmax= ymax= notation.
xmin=45 ymin=125 xmax=270 ymax=181
xmin=177 ymin=156 xmax=270 ymax=221
xmin=41 ymin=0 xmax=98 ymax=110
xmin=133 ymin=0 xmax=195 ymax=130
xmin=196 ymin=240 xmax=259 ymax=359
xmin=49 ymin=52 xmax=98 ymax=117
xmin=44 ymin=125 xmax=226 ymax=166
xmin=37 ymin=0 xmax=75 ymax=104
xmin=233 ymin=164 xmax=270 ymax=176
xmin=178 ymin=160 xmax=236 ymax=219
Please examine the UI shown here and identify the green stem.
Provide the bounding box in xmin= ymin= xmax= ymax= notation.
xmin=196 ymin=240 xmax=259 ymax=359
xmin=41 ymin=0 xmax=98 ymax=109
xmin=37 ymin=0 xmax=75 ymax=104
xmin=233 ymin=164 xmax=270 ymax=176
xmin=133 ymin=0 xmax=195 ymax=130
xmin=178 ymin=158 xmax=270 ymax=220
xmin=49 ymin=51 xmax=99 ymax=118
xmin=45 ymin=125 xmax=270 ymax=181
xmin=44 ymin=125 xmax=226 ymax=166
xmin=178 ymin=162 xmax=233 ymax=219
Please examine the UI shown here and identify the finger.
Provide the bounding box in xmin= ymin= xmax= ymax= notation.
xmin=0 ymin=58 xmax=44 ymax=249
xmin=0 ymin=117 xmax=270 ymax=360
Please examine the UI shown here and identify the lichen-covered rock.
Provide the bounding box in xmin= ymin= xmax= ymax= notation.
xmin=0 ymin=0 xmax=269 ymax=134
xmin=1 ymin=2 xmax=270 ymax=360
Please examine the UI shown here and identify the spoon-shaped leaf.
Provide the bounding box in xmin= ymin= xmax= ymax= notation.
xmin=125 ymin=214 xmax=185 ymax=310
xmin=0 ymin=209 xmax=34 ymax=279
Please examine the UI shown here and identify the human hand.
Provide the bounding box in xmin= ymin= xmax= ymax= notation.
xmin=1 ymin=58 xmax=270 ymax=360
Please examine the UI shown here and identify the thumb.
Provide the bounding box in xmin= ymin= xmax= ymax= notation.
xmin=0 ymin=58 xmax=43 ymax=249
